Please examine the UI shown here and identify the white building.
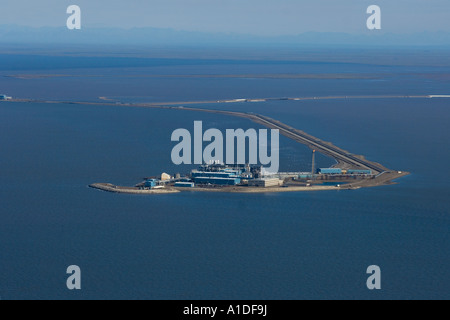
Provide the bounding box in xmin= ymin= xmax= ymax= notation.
xmin=248 ymin=178 xmax=282 ymax=188
xmin=161 ymin=173 xmax=172 ymax=181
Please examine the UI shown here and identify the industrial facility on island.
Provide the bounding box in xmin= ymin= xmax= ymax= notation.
xmin=137 ymin=150 xmax=374 ymax=191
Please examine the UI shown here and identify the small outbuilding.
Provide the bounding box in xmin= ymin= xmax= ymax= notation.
xmin=161 ymin=173 xmax=172 ymax=181
xmin=248 ymin=178 xmax=281 ymax=188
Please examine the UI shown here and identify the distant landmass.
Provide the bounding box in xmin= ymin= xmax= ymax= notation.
xmin=1 ymin=25 xmax=450 ymax=47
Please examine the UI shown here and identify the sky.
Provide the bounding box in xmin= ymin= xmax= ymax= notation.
xmin=2 ymin=0 xmax=449 ymax=36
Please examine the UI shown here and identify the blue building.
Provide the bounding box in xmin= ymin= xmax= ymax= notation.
xmin=191 ymin=171 xmax=237 ymax=179
xmin=194 ymin=177 xmax=241 ymax=186
xmin=175 ymin=182 xmax=195 ymax=188
xmin=144 ymin=179 xmax=157 ymax=188
xmin=191 ymin=164 xmax=244 ymax=186
xmin=317 ymin=168 xmax=342 ymax=175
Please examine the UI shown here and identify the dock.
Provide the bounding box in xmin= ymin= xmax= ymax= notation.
xmin=90 ymin=183 xmax=180 ymax=194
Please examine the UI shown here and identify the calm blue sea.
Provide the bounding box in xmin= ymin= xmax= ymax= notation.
xmin=0 ymin=51 xmax=449 ymax=300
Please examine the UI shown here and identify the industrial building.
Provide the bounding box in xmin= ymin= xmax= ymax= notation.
xmin=144 ymin=179 xmax=157 ymax=188
xmin=248 ymin=178 xmax=281 ymax=188
xmin=191 ymin=171 xmax=238 ymax=179
xmin=175 ymin=182 xmax=195 ymax=188
xmin=298 ymin=173 xmax=314 ymax=179
xmin=187 ymin=161 xmax=368 ymax=188
xmin=195 ymin=164 xmax=243 ymax=176
xmin=190 ymin=163 xmax=247 ymax=186
xmin=194 ymin=177 xmax=241 ymax=186
xmin=317 ymin=168 xmax=343 ymax=175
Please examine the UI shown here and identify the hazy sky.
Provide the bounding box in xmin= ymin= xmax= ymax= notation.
xmin=3 ymin=0 xmax=450 ymax=35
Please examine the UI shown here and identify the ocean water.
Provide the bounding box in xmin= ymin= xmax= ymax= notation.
xmin=0 ymin=50 xmax=449 ymax=300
